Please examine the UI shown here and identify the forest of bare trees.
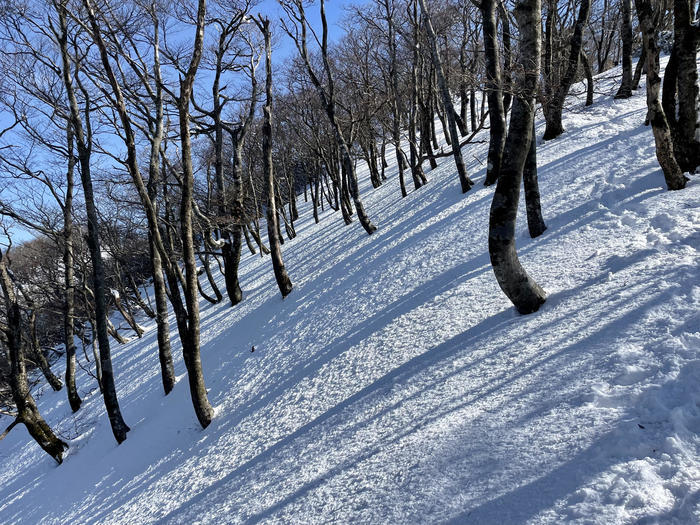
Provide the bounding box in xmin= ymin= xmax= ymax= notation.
xmin=0 ymin=0 xmax=697 ymax=462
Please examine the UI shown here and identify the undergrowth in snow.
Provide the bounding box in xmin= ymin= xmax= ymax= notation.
xmin=0 ymin=61 xmax=698 ymax=524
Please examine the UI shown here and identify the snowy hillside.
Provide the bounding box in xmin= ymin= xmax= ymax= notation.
xmin=1 ymin=63 xmax=698 ymax=524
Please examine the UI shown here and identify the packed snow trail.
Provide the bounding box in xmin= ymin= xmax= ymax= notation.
xmin=0 ymin=62 xmax=698 ymax=524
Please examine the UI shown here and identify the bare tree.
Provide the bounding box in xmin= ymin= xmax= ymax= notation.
xmin=634 ymin=0 xmax=689 ymax=190
xmin=281 ymin=0 xmax=378 ymax=234
xmin=615 ymin=0 xmax=634 ymax=98
xmin=53 ymin=0 xmax=130 ymax=443
xmin=0 ymin=245 xmax=68 ymax=464
xmin=255 ymin=16 xmax=293 ymax=298
xmin=542 ymin=0 xmax=591 ymax=140
xmin=475 ymin=0 xmax=507 ymax=186
xmin=488 ymin=0 xmax=547 ymax=314
xmin=419 ymin=0 xmax=474 ymax=192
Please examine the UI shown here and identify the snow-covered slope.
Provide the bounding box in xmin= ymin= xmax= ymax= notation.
xmin=1 ymin=63 xmax=698 ymax=524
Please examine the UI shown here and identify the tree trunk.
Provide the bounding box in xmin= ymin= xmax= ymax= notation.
xmin=489 ymin=0 xmax=547 ymax=314
xmin=632 ymin=46 xmax=646 ymax=90
xmin=615 ymin=0 xmax=634 ymax=98
xmin=176 ymin=0 xmax=215 ymax=429
xmin=112 ymin=291 xmax=145 ymax=338
xmin=83 ymin=0 xmax=175 ymax=396
xmin=409 ymin=0 xmax=426 ymax=188
xmin=542 ymin=0 xmax=591 ymax=140
xmin=634 ymin=0 xmax=689 ymax=190
xmin=499 ymin=1 xmax=513 ymax=112
xmin=523 ymin=120 xmax=547 ymax=238
xmin=63 ymin=126 xmax=81 ymax=412
xmin=58 ymin=0 xmax=130 ymax=444
xmin=480 ymin=0 xmax=507 ymax=186
xmin=581 ymin=50 xmax=594 ymax=106
xmin=27 ymin=308 xmax=63 ymax=391
xmin=259 ymin=18 xmax=293 ymax=298
xmin=1 ymin=249 xmax=68 ymax=464
xmin=669 ymin=0 xmax=700 ymax=172
xmin=149 ymin=233 xmax=175 ymax=395
xmin=419 ymin=0 xmax=474 ymax=192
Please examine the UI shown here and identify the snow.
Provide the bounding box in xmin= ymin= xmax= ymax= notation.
xmin=0 ymin=61 xmax=698 ymax=524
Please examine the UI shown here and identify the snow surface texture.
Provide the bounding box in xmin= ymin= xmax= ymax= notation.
xmin=1 ymin=61 xmax=698 ymax=524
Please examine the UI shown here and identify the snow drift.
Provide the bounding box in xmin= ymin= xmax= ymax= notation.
xmin=0 ymin=61 xmax=698 ymax=524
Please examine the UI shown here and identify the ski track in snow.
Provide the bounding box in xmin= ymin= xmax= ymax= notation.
xmin=0 ymin=60 xmax=698 ymax=524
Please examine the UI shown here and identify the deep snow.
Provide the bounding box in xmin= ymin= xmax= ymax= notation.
xmin=0 ymin=61 xmax=698 ymax=524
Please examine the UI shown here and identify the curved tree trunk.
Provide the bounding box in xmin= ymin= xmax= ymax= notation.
xmin=1 ymin=249 xmax=68 ymax=464
xmin=634 ymin=0 xmax=689 ymax=190
xmin=489 ymin=0 xmax=547 ymax=314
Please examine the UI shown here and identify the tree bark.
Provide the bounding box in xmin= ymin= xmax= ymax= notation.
xmin=479 ymin=0 xmax=507 ymax=186
xmin=669 ymin=0 xmax=700 ymax=172
xmin=634 ymin=0 xmax=689 ymax=190
xmin=581 ymin=50 xmax=594 ymax=106
xmin=523 ymin=120 xmax=547 ymax=237
xmin=615 ymin=0 xmax=634 ymax=98
xmin=1 ymin=248 xmax=68 ymax=464
xmin=63 ymin=126 xmax=81 ymax=411
xmin=542 ymin=0 xmax=591 ymax=140
xmin=56 ymin=0 xmax=129 ymax=443
xmin=176 ymin=0 xmax=215 ymax=429
xmin=258 ymin=17 xmax=294 ymax=298
xmin=419 ymin=0 xmax=474 ymax=192
xmin=489 ymin=0 xmax=547 ymax=314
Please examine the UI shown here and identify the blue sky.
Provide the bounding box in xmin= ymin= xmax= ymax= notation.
xmin=0 ymin=0 xmax=365 ymax=248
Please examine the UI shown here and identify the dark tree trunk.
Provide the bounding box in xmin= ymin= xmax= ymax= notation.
xmin=1 ymin=249 xmax=68 ymax=464
xmin=58 ymin=1 xmax=130 ymax=444
xmin=470 ymin=89 xmax=478 ymax=132
xmin=523 ymin=121 xmax=547 ymax=238
xmin=480 ymin=0 xmax=507 ymax=186
xmin=499 ymin=1 xmax=513 ymax=112
xmin=542 ymin=0 xmax=591 ymax=140
xmin=312 ymin=173 xmax=320 ymax=223
xmin=63 ymin=127 xmax=81 ymax=412
xmin=489 ymin=0 xmax=547 ymax=314
xmin=668 ymin=0 xmax=700 ymax=172
xmin=259 ymin=17 xmax=293 ymax=297
xmin=634 ymin=0 xmax=689 ymax=190
xmin=25 ymin=307 xmax=63 ymax=391
xmin=632 ymin=46 xmax=646 ymax=90
xmin=408 ymin=0 xmax=426 ymax=188
xmin=581 ymin=51 xmax=594 ymax=106
xmin=419 ymin=0 xmax=474 ymax=192
xmin=615 ymin=0 xmax=634 ymax=98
